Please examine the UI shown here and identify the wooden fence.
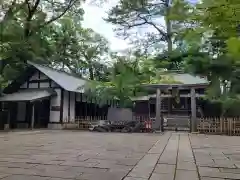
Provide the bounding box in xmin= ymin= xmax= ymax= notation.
xmin=197 ymin=117 xmax=240 ymax=136
xmin=63 ymin=116 xmax=108 ymax=130
xmin=63 ymin=115 xmax=150 ymax=130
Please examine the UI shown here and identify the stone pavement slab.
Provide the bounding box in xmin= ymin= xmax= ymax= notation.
xmin=126 ymin=132 xmax=171 ymax=179
xmin=0 ymin=131 xmax=164 ymax=180
xmin=200 ymin=178 xmax=224 ymax=180
xmin=0 ymin=131 xmax=240 ymax=180
xmin=150 ymin=173 xmax=174 ymax=180
xmin=153 ymin=164 xmax=175 ymax=174
xmin=0 ymin=173 xmax=9 ymax=179
xmin=124 ymin=177 xmax=147 ymax=180
xmin=190 ymin=134 xmax=240 ymax=180
xmin=1 ymin=175 xmax=49 ymax=180
xmin=175 ymin=170 xmax=198 ymax=180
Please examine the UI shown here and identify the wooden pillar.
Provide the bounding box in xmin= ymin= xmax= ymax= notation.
xmin=148 ymin=99 xmax=151 ymax=119
xmin=191 ymin=88 xmax=197 ymax=132
xmin=31 ymin=103 xmax=35 ymax=129
xmin=94 ymin=98 xmax=97 ymax=119
xmin=156 ymin=88 xmax=162 ymax=131
xmin=5 ymin=107 xmax=10 ymax=130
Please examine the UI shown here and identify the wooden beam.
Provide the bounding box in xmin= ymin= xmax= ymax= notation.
xmin=156 ymin=88 xmax=162 ymax=131
xmin=191 ymin=88 xmax=197 ymax=132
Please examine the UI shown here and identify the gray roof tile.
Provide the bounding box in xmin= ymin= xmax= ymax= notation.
xmin=28 ymin=62 xmax=86 ymax=92
xmin=0 ymin=89 xmax=56 ymax=102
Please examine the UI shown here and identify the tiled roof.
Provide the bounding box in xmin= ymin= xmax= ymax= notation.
xmin=171 ymin=73 xmax=208 ymax=85
xmin=28 ymin=61 xmax=86 ymax=92
xmin=0 ymin=89 xmax=56 ymax=102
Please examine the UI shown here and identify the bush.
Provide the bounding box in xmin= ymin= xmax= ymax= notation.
xmin=200 ymin=96 xmax=240 ymax=117
xmin=221 ymin=97 xmax=240 ymax=117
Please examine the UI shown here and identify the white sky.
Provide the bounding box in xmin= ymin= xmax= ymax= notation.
xmin=82 ymin=0 xmax=129 ymax=51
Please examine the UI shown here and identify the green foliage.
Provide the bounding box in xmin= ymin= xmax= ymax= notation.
xmin=173 ymin=0 xmax=240 ymax=106
xmin=221 ymin=97 xmax=240 ymax=117
xmin=226 ymin=38 xmax=240 ymax=60
xmin=0 ymin=75 xmax=8 ymax=94
xmin=0 ymin=0 xmax=111 ymax=92
xmin=85 ymin=55 xmax=150 ymax=107
xmin=76 ymin=28 xmax=109 ymax=80
xmin=0 ymin=0 xmax=85 ymax=87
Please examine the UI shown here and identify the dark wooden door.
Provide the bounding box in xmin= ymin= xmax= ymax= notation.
xmin=34 ymin=99 xmax=50 ymax=128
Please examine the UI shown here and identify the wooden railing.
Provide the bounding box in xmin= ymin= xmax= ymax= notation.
xmin=63 ymin=116 xmax=149 ymax=130
xmin=197 ymin=117 xmax=240 ymax=136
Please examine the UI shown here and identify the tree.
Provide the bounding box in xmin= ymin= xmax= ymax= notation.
xmin=84 ymin=51 xmax=182 ymax=107
xmin=85 ymin=53 xmax=150 ymax=107
xmin=174 ymin=0 xmax=240 ymax=116
xmin=0 ymin=1 xmax=111 ymax=94
xmin=0 ymin=0 xmax=85 ymax=84
xmin=0 ymin=0 xmax=84 ymax=36
xmin=76 ymin=29 xmax=109 ymax=80
xmin=50 ymin=22 xmax=110 ymax=80
xmin=106 ymin=0 xmax=194 ymax=53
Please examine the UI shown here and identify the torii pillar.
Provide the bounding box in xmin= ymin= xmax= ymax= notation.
xmin=156 ymin=88 xmax=162 ymax=131
xmin=190 ymin=88 xmax=197 ymax=132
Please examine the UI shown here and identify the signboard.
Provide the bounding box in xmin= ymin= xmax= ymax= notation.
xmin=51 ymin=106 xmax=60 ymax=111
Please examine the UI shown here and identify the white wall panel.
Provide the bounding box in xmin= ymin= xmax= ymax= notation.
xmin=49 ymin=89 xmax=61 ymax=122
xmin=70 ymin=92 xmax=75 ymax=122
xmin=29 ymin=83 xmax=38 ymax=88
xmin=40 ymin=82 xmax=50 ymax=88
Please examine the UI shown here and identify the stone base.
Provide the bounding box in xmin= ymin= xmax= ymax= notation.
xmin=48 ymin=123 xmax=63 ymax=129
xmin=17 ymin=123 xmax=29 ymax=129
xmin=63 ymin=123 xmax=78 ymax=129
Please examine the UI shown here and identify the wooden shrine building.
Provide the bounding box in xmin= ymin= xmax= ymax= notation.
xmin=132 ymin=73 xmax=209 ymax=132
xmin=0 ymin=62 xmax=115 ymax=130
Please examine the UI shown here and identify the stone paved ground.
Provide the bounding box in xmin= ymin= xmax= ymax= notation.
xmin=0 ymin=131 xmax=239 ymax=180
